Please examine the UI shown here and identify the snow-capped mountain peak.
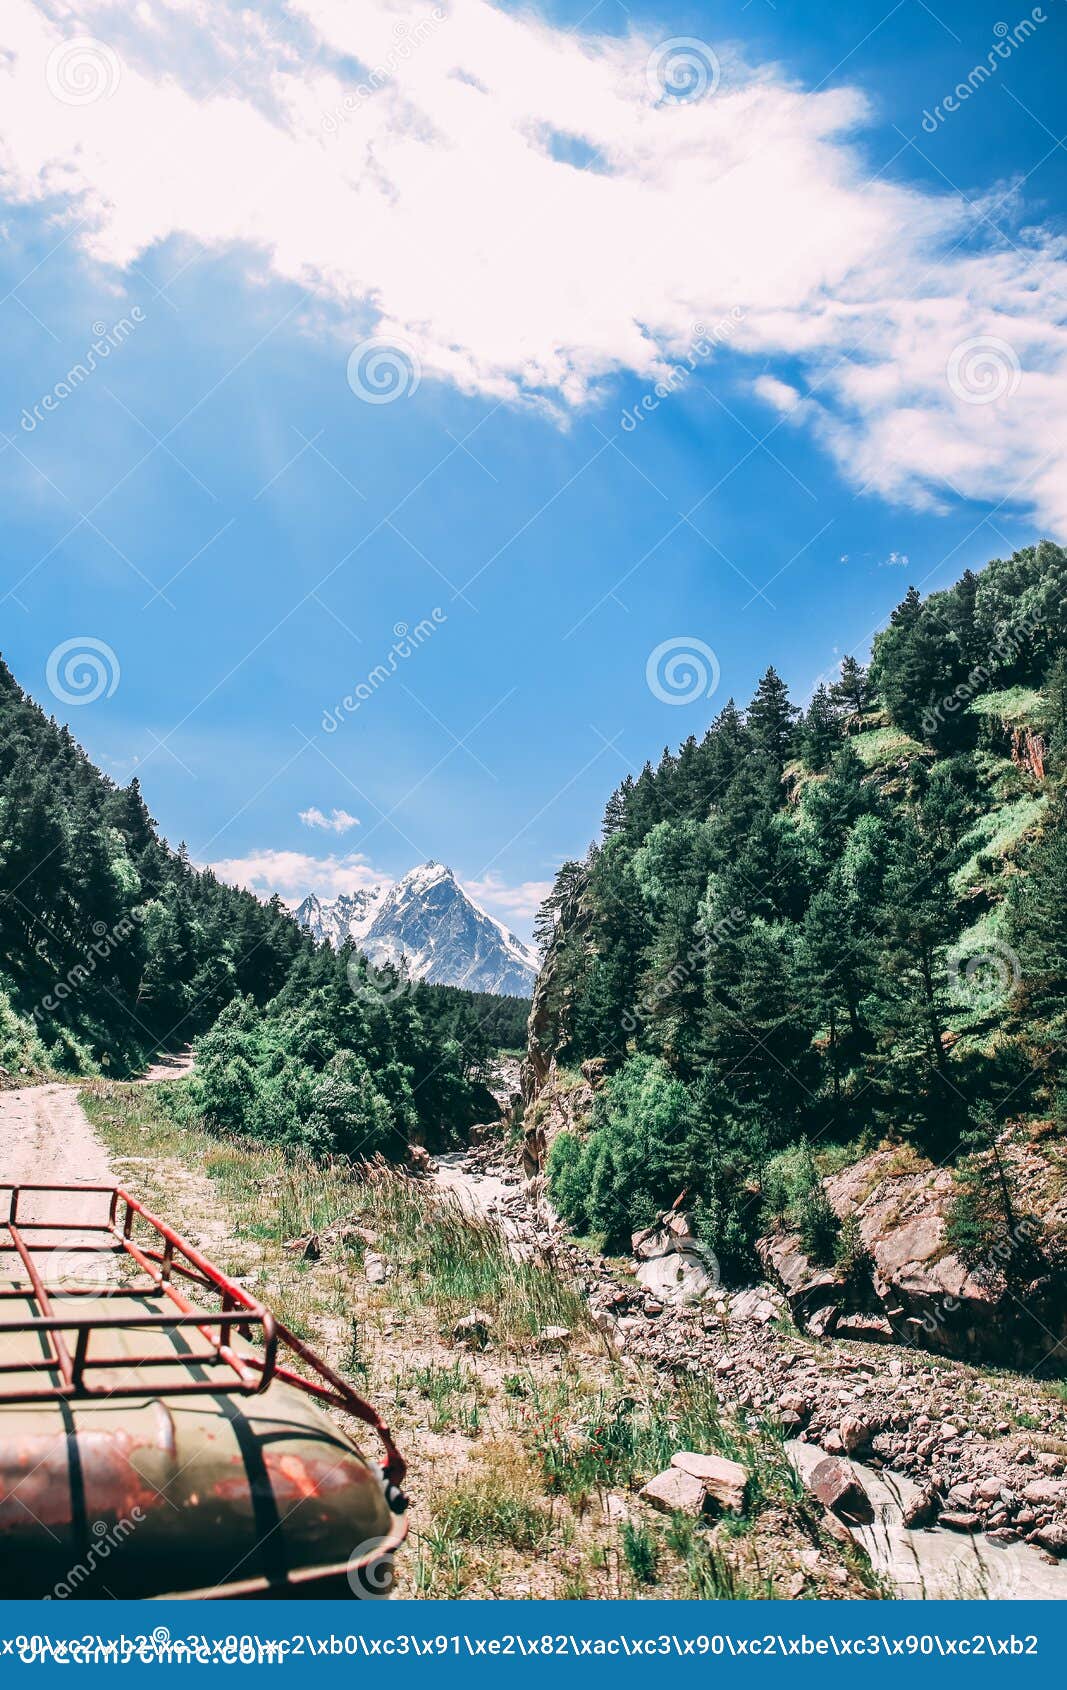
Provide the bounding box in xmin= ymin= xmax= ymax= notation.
xmin=294 ymin=863 xmax=537 ymax=997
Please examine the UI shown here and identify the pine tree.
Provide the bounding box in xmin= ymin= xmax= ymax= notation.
xmin=829 ymin=655 xmax=872 ymax=719
xmin=746 ymin=667 xmax=799 ymax=774
xmin=801 ymin=684 xmax=840 ymax=772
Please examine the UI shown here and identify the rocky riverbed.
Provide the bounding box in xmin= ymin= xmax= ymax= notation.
xmin=433 ymin=1135 xmax=1067 ymax=1595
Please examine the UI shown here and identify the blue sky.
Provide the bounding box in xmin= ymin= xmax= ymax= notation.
xmin=1 ymin=0 xmax=1065 ymax=937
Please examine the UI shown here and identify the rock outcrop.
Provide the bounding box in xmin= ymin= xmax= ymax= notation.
xmin=757 ymin=1136 xmax=1067 ymax=1369
xmin=436 ymin=1137 xmax=1067 ymax=1557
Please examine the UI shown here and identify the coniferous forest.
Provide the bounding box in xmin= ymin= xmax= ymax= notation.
xmin=0 ymin=657 xmax=512 ymax=1153
xmin=3 ymin=540 xmax=1065 ymax=1233
xmin=537 ymin=541 xmax=1067 ymax=1277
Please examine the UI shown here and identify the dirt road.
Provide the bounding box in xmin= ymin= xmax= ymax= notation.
xmin=0 ymin=1083 xmax=114 ymax=1222
xmin=0 ymin=1050 xmax=194 ymax=1222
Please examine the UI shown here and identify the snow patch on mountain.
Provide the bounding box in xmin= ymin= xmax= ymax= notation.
xmin=294 ymin=862 xmax=537 ymax=997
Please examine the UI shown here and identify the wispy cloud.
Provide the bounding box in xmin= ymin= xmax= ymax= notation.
xmin=463 ymin=870 xmax=552 ymax=925
xmin=299 ymin=805 xmax=359 ymax=833
xmin=3 ymin=0 xmax=1066 ymax=526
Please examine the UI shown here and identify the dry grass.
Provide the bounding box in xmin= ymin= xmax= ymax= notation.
xmin=81 ymin=1077 xmax=876 ymax=1602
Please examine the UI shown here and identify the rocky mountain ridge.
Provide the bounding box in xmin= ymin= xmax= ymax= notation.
xmin=295 ymin=862 xmax=537 ymax=996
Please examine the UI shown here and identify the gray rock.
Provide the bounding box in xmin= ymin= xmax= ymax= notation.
xmin=636 ymin=1250 xmax=715 ymax=1306
xmin=670 ymin=1450 xmax=749 ymax=1514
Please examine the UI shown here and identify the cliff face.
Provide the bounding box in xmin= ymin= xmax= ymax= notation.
xmin=757 ymin=1133 xmax=1067 ymax=1369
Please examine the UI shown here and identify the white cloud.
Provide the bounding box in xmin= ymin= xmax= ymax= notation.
xmin=2 ymin=0 xmax=1066 ymax=527
xmin=752 ymin=374 xmax=802 ymax=416
xmin=463 ymin=871 xmax=552 ymax=924
xmin=207 ymin=848 xmax=386 ymax=900
xmin=299 ymin=805 xmax=360 ymax=833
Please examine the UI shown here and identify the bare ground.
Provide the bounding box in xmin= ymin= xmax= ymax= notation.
xmin=0 ymin=1083 xmax=115 ymax=1223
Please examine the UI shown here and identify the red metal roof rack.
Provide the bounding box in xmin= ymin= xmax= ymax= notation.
xmin=0 ymin=1181 xmax=405 ymax=1490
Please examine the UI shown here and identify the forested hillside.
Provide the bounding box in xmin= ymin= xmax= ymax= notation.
xmin=536 ymin=541 xmax=1067 ymax=1278
xmin=0 ymin=657 xmax=506 ymax=1150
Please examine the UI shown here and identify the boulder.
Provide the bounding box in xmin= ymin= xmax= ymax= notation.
xmin=536 ymin=1325 xmax=571 ymax=1351
xmin=670 ymin=1451 xmax=749 ymax=1515
xmin=806 ymin=1304 xmax=839 ymax=1338
xmin=406 ymin=1144 xmax=433 ymax=1176
xmin=806 ymin=1456 xmax=873 ymax=1524
xmin=283 ymin=1231 xmax=321 ymax=1261
xmin=452 ymin=1309 xmax=492 ymax=1348
xmin=339 ymin=1224 xmax=376 ymax=1249
xmin=834 ymin=1312 xmax=895 ymax=1343
xmin=1032 ymin=1522 xmax=1067 ymax=1557
xmin=940 ymin=1511 xmax=980 ymax=1533
xmin=640 ymin=1467 xmax=707 ymax=1518
xmin=901 ymin=1487 xmax=938 ymax=1528
xmin=759 ymin=1136 xmax=1067 ymax=1368
xmin=363 ymin=1252 xmax=388 ymax=1284
xmin=1022 ymin=1478 xmax=1067 ymax=1506
xmin=729 ymin=1287 xmax=779 ymax=1323
xmin=636 ymin=1249 xmax=715 ymax=1307
xmin=838 ymin=1416 xmax=875 ymax=1455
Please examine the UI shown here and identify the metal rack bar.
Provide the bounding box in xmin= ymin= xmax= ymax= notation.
xmin=0 ymin=1180 xmax=406 ymax=1485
